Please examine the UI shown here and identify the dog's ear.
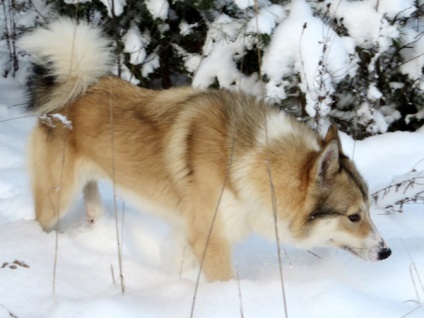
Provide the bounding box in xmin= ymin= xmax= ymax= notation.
xmin=311 ymin=140 xmax=340 ymax=182
xmin=324 ymin=124 xmax=343 ymax=154
xmin=324 ymin=124 xmax=338 ymax=143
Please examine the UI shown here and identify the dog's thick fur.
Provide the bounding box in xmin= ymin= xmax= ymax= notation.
xmin=20 ymin=19 xmax=391 ymax=281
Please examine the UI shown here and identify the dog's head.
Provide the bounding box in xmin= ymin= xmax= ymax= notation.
xmin=239 ymin=120 xmax=391 ymax=261
xmin=298 ymin=125 xmax=391 ymax=261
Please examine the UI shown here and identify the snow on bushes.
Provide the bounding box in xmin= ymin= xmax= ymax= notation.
xmin=2 ymin=0 xmax=424 ymax=135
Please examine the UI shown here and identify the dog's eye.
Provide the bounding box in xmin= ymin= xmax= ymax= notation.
xmin=348 ymin=214 xmax=361 ymax=223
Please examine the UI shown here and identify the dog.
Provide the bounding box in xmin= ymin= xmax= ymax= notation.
xmin=19 ymin=18 xmax=391 ymax=281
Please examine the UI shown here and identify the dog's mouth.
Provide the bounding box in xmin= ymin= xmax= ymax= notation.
xmin=341 ymin=245 xmax=365 ymax=258
xmin=341 ymin=245 xmax=391 ymax=261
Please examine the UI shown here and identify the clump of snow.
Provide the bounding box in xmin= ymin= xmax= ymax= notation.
xmin=99 ymin=0 xmax=127 ymax=17
xmin=246 ymin=5 xmax=286 ymax=35
xmin=406 ymin=109 xmax=424 ymax=124
xmin=65 ymin=0 xmax=91 ymax=3
xmin=115 ymin=64 xmax=137 ymax=85
xmin=39 ymin=114 xmax=73 ymax=130
xmin=323 ymin=0 xmax=399 ymax=50
xmin=179 ymin=20 xmax=198 ymax=36
xmin=357 ymin=102 xmax=389 ymax=134
xmin=123 ymin=26 xmax=149 ymax=65
xmin=234 ymin=0 xmax=275 ymax=10
xmin=172 ymin=44 xmax=201 ymax=74
xmin=190 ymin=0 xmax=423 ymax=129
xmin=141 ymin=53 xmax=160 ymax=78
xmin=367 ymin=83 xmax=383 ymax=101
xmin=233 ymin=0 xmax=255 ymax=10
xmin=145 ymin=0 xmax=169 ymax=20
xmin=399 ymin=27 xmax=424 ymax=80
xmin=121 ymin=25 xmax=161 ymax=82
xmin=317 ymin=0 xmax=423 ymax=90
xmin=262 ymin=0 xmax=354 ymax=117
xmin=376 ymin=0 xmax=416 ymax=19
xmin=14 ymin=0 xmax=51 ymax=28
xmin=193 ymin=14 xmax=263 ymax=96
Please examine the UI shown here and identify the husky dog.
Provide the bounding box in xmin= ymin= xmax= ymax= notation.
xmin=19 ymin=19 xmax=391 ymax=281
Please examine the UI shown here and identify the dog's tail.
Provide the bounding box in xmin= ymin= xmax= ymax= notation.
xmin=18 ymin=18 xmax=113 ymax=114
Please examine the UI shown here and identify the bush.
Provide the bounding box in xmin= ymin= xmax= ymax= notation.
xmin=2 ymin=0 xmax=424 ymax=137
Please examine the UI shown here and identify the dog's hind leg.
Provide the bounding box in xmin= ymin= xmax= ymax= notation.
xmin=30 ymin=127 xmax=78 ymax=231
xmin=83 ymin=180 xmax=103 ymax=223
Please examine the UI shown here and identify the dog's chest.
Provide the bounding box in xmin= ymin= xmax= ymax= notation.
xmin=219 ymin=190 xmax=252 ymax=243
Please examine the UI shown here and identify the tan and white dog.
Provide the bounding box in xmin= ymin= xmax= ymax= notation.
xmin=19 ymin=19 xmax=391 ymax=281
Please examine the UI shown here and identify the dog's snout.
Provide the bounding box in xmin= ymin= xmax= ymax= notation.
xmin=377 ymin=247 xmax=392 ymax=260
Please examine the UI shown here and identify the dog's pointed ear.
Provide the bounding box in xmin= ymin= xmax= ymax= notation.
xmin=324 ymin=124 xmax=343 ymax=154
xmin=324 ymin=124 xmax=338 ymax=143
xmin=311 ymin=140 xmax=340 ymax=182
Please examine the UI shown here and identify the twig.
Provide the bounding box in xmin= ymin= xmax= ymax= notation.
xmin=253 ymin=0 xmax=262 ymax=80
xmin=48 ymin=194 xmax=59 ymax=296
xmin=0 ymin=303 xmax=18 ymax=318
xmin=111 ymin=264 xmax=116 ymax=285
xmin=412 ymin=157 xmax=424 ymax=171
xmin=307 ymin=250 xmax=322 ymax=259
xmin=236 ymin=267 xmax=245 ymax=318
xmin=179 ymin=245 xmax=187 ymax=279
xmin=48 ymin=13 xmax=81 ymax=296
xmin=262 ymin=34 xmax=289 ymax=318
xmin=265 ymin=156 xmax=289 ymax=318
xmin=298 ymin=22 xmax=310 ymax=96
xmin=410 ymin=262 xmax=424 ymax=302
xmin=0 ymin=114 xmax=38 ymax=123
xmin=254 ymin=1 xmax=288 ymax=316
xmin=371 ymin=172 xmax=424 ymax=209
xmin=401 ymin=304 xmax=423 ymax=318
xmin=108 ymin=77 xmax=125 ymax=294
xmin=403 ymin=240 xmax=424 ymax=302
xmin=120 ymin=199 xmax=126 ymax=250
xmin=110 ymin=0 xmax=122 ymax=78
xmin=399 ymin=241 xmax=424 ymax=317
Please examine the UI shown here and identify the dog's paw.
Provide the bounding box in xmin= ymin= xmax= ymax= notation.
xmin=85 ymin=203 xmax=104 ymax=224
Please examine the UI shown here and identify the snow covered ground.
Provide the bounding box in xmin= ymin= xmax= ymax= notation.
xmin=0 ymin=79 xmax=424 ymax=318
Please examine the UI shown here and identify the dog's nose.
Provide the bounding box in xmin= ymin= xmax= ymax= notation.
xmin=378 ymin=247 xmax=392 ymax=260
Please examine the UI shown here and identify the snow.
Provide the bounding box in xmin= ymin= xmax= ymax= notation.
xmin=1 ymin=78 xmax=424 ymax=318
xmin=193 ymin=14 xmax=260 ymax=92
xmin=141 ymin=53 xmax=160 ymax=78
xmin=233 ymin=0 xmax=255 ymax=10
xmin=245 ymin=5 xmax=286 ymax=35
xmin=145 ymin=0 xmax=169 ymax=20
xmin=180 ymin=0 xmax=423 ymax=134
xmin=377 ymin=0 xmax=416 ymax=19
xmin=39 ymin=114 xmax=73 ymax=130
xmin=367 ymin=83 xmax=383 ymax=101
xmin=98 ymin=0 xmax=126 ymax=17
xmin=65 ymin=0 xmax=91 ymax=4
xmin=179 ymin=21 xmax=198 ymax=36
xmin=262 ymin=0 xmax=355 ymax=117
xmin=399 ymin=27 xmax=424 ymax=80
xmin=123 ymin=25 xmax=148 ymax=65
xmin=1 ymin=0 xmax=424 ymax=316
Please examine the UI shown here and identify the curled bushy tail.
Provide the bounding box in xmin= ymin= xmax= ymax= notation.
xmin=18 ymin=18 xmax=113 ymax=114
